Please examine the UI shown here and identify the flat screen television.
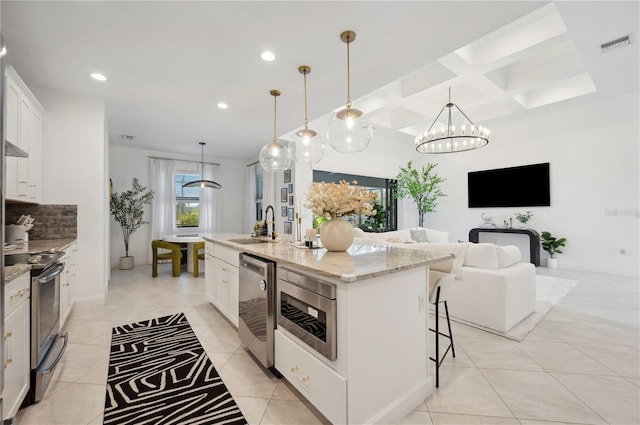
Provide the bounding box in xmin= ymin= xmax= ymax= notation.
xmin=468 ymin=163 xmax=550 ymax=208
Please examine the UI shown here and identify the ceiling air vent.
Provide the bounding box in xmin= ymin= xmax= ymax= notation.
xmin=121 ymin=134 xmax=135 ymax=141
xmin=601 ymin=34 xmax=632 ymax=53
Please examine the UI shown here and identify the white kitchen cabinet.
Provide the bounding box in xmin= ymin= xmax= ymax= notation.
xmin=3 ymin=66 xmax=45 ymax=203
xmin=60 ymin=243 xmax=78 ymax=329
xmin=204 ymin=242 xmax=215 ymax=303
xmin=206 ymin=243 xmax=239 ymax=327
xmin=3 ymin=272 xmax=31 ymax=420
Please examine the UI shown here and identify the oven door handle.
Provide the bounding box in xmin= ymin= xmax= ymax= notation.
xmin=38 ymin=262 xmax=65 ymax=283
xmin=40 ymin=332 xmax=68 ymax=375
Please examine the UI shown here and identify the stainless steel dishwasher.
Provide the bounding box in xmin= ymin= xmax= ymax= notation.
xmin=238 ymin=253 xmax=277 ymax=371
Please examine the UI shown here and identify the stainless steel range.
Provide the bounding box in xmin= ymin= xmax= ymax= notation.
xmin=5 ymin=250 xmax=68 ymax=405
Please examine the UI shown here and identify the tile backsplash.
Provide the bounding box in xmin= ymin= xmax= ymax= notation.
xmin=5 ymin=204 xmax=77 ymax=240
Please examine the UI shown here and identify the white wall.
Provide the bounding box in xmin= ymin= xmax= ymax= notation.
xmin=108 ymin=145 xmax=246 ymax=268
xmin=309 ymin=94 xmax=639 ymax=278
xmin=34 ymin=87 xmax=108 ymax=301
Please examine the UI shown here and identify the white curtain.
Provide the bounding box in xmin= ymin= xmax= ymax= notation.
xmin=200 ymin=162 xmax=221 ymax=233
xmin=149 ymin=158 xmax=176 ymax=262
xmin=245 ymin=164 xmax=257 ymax=233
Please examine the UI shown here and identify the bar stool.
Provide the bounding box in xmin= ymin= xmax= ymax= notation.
xmin=152 ymin=240 xmax=182 ymax=277
xmin=193 ymin=241 xmax=205 ymax=277
xmin=429 ymin=270 xmax=456 ymax=388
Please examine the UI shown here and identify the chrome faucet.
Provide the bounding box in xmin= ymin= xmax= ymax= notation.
xmin=264 ymin=205 xmax=276 ymax=239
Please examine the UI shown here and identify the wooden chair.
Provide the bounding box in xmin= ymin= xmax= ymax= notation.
xmin=193 ymin=241 xmax=205 ymax=277
xmin=152 ymin=240 xmax=182 ymax=277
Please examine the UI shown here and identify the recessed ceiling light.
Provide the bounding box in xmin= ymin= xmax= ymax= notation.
xmin=90 ymin=72 xmax=107 ymax=81
xmin=260 ymin=51 xmax=275 ymax=62
xmin=217 ymin=102 xmax=228 ymax=109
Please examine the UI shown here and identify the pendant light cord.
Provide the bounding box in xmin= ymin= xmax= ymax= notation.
xmin=346 ymin=34 xmax=352 ymax=108
xmin=303 ymin=71 xmax=309 ymax=129
xmin=273 ymin=94 xmax=277 ymax=143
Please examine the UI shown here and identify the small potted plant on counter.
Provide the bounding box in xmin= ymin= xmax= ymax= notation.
xmin=514 ymin=211 xmax=533 ymax=228
xmin=541 ymin=231 xmax=566 ymax=269
xmin=110 ymin=177 xmax=155 ymax=270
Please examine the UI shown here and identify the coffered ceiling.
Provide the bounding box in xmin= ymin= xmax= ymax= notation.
xmin=2 ymin=1 xmax=638 ymax=160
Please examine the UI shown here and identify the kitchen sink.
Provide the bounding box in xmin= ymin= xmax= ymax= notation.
xmin=228 ymin=238 xmax=271 ymax=245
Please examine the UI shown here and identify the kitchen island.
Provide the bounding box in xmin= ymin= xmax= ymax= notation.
xmin=204 ymin=234 xmax=453 ymax=425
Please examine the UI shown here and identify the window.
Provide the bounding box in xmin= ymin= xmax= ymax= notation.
xmin=175 ymin=173 xmax=200 ymax=228
xmin=313 ymin=170 xmax=397 ymax=232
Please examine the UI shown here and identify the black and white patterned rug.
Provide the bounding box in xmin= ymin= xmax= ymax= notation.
xmin=104 ymin=313 xmax=247 ymax=425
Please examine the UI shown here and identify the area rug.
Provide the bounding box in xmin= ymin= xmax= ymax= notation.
xmin=446 ymin=275 xmax=578 ymax=342
xmin=103 ymin=313 xmax=247 ymax=425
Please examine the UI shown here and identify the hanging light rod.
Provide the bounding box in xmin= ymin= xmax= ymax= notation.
xmin=182 ymin=142 xmax=223 ymax=189
xmin=415 ymin=87 xmax=489 ymax=154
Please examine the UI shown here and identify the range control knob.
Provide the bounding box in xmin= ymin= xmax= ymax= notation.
xmin=259 ymin=280 xmax=267 ymax=291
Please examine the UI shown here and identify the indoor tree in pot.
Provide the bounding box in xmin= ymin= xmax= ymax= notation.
xmin=395 ymin=161 xmax=446 ymax=228
xmin=541 ymin=231 xmax=566 ymax=269
xmin=110 ymin=177 xmax=155 ymax=270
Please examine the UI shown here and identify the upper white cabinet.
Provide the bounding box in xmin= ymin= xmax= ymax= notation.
xmin=4 ymin=66 xmax=45 ymax=203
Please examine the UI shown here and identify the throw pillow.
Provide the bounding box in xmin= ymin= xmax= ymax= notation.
xmin=410 ymin=228 xmax=428 ymax=243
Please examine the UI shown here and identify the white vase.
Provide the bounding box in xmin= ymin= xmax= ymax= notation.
xmin=546 ymin=257 xmax=558 ymax=269
xmin=119 ymin=256 xmax=135 ymax=270
xmin=319 ymin=217 xmax=354 ymax=252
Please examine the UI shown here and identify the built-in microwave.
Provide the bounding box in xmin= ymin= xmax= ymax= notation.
xmin=276 ymin=268 xmax=337 ymax=361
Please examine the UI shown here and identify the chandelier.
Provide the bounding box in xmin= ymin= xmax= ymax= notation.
xmin=259 ymin=89 xmax=292 ymax=172
xmin=182 ymin=142 xmax=222 ymax=189
xmin=415 ymin=88 xmax=489 ymax=154
xmin=289 ymin=65 xmax=325 ymax=164
xmin=326 ymin=30 xmax=372 ymax=153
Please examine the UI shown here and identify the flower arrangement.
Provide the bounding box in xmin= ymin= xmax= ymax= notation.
xmin=304 ymin=180 xmax=377 ymax=219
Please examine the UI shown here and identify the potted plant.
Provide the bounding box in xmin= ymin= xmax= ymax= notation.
xmin=395 ymin=161 xmax=446 ymax=228
xmin=541 ymin=231 xmax=566 ymax=269
xmin=514 ymin=211 xmax=533 ymax=227
xmin=110 ymin=177 xmax=155 ymax=269
xmin=364 ymin=199 xmax=386 ymax=232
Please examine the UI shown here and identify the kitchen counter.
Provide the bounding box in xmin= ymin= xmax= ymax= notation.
xmin=4 ymin=239 xmax=76 ymax=283
xmin=204 ymin=233 xmax=452 ymax=283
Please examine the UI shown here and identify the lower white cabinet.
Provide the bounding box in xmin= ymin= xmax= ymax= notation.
xmin=275 ymin=330 xmax=347 ymax=425
xmin=213 ymin=258 xmax=239 ymax=326
xmin=3 ymin=272 xmax=31 ymax=420
xmin=204 ymin=242 xmax=239 ymax=327
xmin=60 ymin=243 xmax=78 ymax=330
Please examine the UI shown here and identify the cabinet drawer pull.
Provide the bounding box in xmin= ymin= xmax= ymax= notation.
xmin=63 ymin=283 xmax=70 ymax=287
xmin=4 ymin=332 xmax=12 ymax=340
xmin=302 ymin=376 xmax=310 ymax=383
xmin=4 ymin=358 xmax=12 ymax=368
xmin=222 ymin=280 xmax=229 ymax=284
xmin=222 ymin=267 xmax=229 ymax=272
xmin=291 ymin=366 xmax=299 ymax=373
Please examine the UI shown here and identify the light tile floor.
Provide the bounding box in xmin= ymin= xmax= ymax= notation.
xmin=15 ymin=265 xmax=639 ymax=425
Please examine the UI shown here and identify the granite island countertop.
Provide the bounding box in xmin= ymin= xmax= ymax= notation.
xmin=203 ymin=233 xmax=452 ymax=283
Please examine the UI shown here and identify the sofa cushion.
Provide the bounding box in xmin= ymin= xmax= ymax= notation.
xmin=496 ymin=245 xmax=521 ymax=267
xmin=424 ymin=228 xmax=449 ymax=244
xmin=464 ymin=243 xmax=500 ymax=270
xmin=410 ymin=228 xmax=428 ymax=242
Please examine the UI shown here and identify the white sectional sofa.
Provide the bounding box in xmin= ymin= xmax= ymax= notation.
xmin=353 ymin=228 xmax=537 ymax=333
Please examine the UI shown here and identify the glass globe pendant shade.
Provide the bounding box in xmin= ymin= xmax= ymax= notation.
xmin=290 ymin=128 xmax=325 ymax=163
xmin=260 ymin=89 xmax=292 ymax=172
xmin=260 ymin=138 xmax=291 ymax=172
xmin=327 ymin=106 xmax=372 ymax=153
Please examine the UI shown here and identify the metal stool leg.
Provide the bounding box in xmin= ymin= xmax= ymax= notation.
xmin=429 ymin=286 xmax=455 ymax=388
xmin=444 ymin=300 xmax=455 ymax=358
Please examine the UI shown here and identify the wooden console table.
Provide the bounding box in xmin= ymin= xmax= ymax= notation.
xmin=469 ymin=227 xmax=540 ymax=266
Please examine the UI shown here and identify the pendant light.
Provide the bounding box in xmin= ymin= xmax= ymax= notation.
xmin=326 ymin=30 xmax=372 ymax=153
xmin=182 ymin=142 xmax=222 ymax=189
xmin=289 ymin=65 xmax=325 ymax=164
xmin=260 ymin=90 xmax=292 ymax=172
xmin=415 ymin=87 xmax=490 ymax=154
